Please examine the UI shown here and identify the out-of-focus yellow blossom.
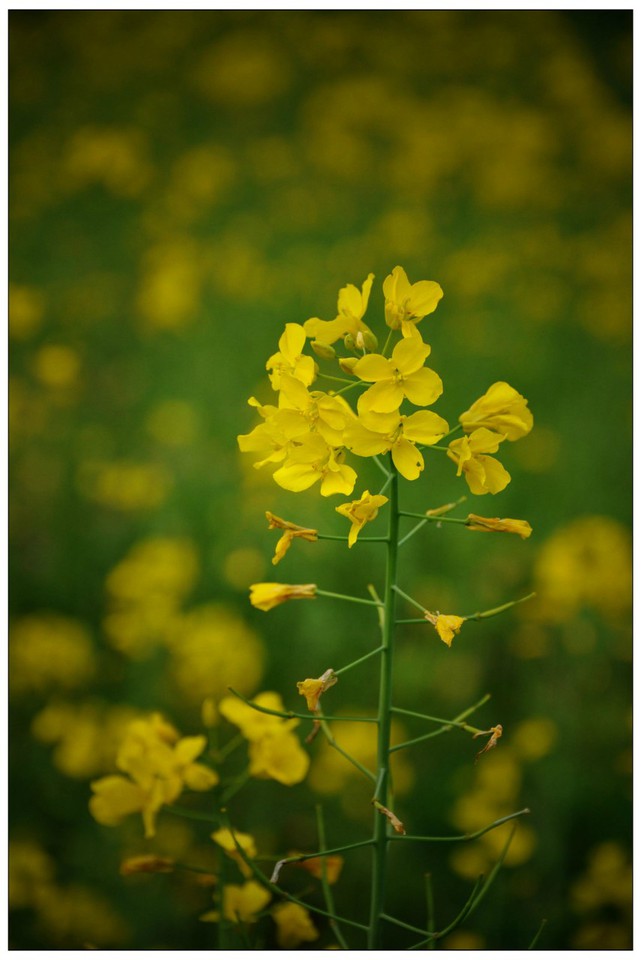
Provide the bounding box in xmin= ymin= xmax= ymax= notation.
xmin=9 ymin=840 xmax=55 ymax=909
xmin=250 ymin=581 xmax=316 ymax=611
xmin=304 ymin=273 xmax=375 ymax=346
xmin=532 ymin=516 xmax=632 ymax=623
xmin=201 ymin=880 xmax=272 ymax=924
xmin=266 ymin=323 xmax=317 ymax=389
xmin=9 ymin=283 xmax=44 ymax=340
xmin=273 ymin=435 xmax=357 ymax=497
xmin=466 ymin=514 xmax=532 ymax=539
xmin=266 ymin=511 xmax=318 ymax=564
xmin=448 ymin=428 xmax=510 ymax=495
xmin=297 ymin=668 xmax=337 ymax=712
xmin=193 ymin=31 xmax=290 ymax=106
xmin=77 ymin=459 xmax=172 ymax=511
xmin=249 ymin=729 xmax=310 ymax=785
xmin=223 ymin=547 xmax=267 ymax=588
xmin=354 ymin=335 xmax=442 ymax=414
xmin=103 ymin=537 xmax=199 ymax=659
xmin=336 ymin=490 xmax=388 ymax=547
xmin=166 ymin=604 xmax=265 ymax=702
xmin=219 ymin=692 xmax=310 ymax=786
xmin=459 ymin=382 xmax=533 ymax=441
xmin=212 ymin=827 xmax=257 ymax=878
xmin=571 ymin=842 xmax=632 ymax=913
xmin=146 ymin=399 xmax=200 ymax=447
xmin=119 ymin=855 xmax=175 ymax=876
xmin=136 ymin=238 xmax=203 ymax=330
xmin=346 ymin=408 xmax=449 ymax=481
xmin=33 ymin=345 xmax=81 ymax=390
xmin=31 ymin=700 xmax=139 ymax=779
xmin=425 ymin=612 xmax=465 ymax=647
xmin=89 ymin=714 xmax=218 ymax=838
xmin=572 ymin=922 xmax=632 ymax=951
xmin=10 ymin=613 xmax=95 ymax=695
xmin=290 ymin=853 xmax=344 ymax=885
xmin=273 ymin=902 xmax=320 ymax=948
xmin=62 ymin=125 xmax=151 ymax=196
xmin=30 ymin=882 xmax=130 ymax=947
xmin=383 ymin=265 xmax=443 ymax=337
xmin=511 ymin=717 xmax=557 ymax=761
xmin=201 ymin=698 xmax=218 ymax=728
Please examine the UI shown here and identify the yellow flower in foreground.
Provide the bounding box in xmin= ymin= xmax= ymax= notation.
xmin=448 ymin=428 xmax=510 ymax=495
xmin=459 ymin=382 xmax=533 ymax=441
xmin=466 ymin=514 xmax=532 ymax=539
xmin=354 ymin=335 xmax=442 ymax=414
xmin=297 ymin=668 xmax=337 ymax=712
xmin=272 ymin=902 xmax=320 ymax=948
xmin=336 ymin=490 xmax=389 ymax=547
xmin=266 ymin=323 xmax=316 ymax=390
xmin=383 ymin=265 xmax=444 ymax=337
xmin=425 ymin=612 xmax=465 ymax=647
xmin=249 ymin=582 xmax=317 ymax=611
xmin=304 ymin=273 xmax=375 ymax=346
xmin=265 ymin=511 xmax=318 ymax=564
xmin=345 ymin=409 xmax=449 ymax=481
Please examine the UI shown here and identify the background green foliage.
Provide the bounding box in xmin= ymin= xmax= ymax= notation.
xmin=9 ymin=10 xmax=631 ymax=950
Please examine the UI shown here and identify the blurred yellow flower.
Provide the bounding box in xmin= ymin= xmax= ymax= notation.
xmin=459 ymin=382 xmax=533 ymax=441
xmin=9 ymin=283 xmax=44 ymax=340
xmin=77 ymin=460 xmax=172 ymax=511
xmin=33 ymin=345 xmax=81 ymax=390
xmin=10 ymin=614 xmax=95 ymax=695
xmin=249 ymin=582 xmax=317 ymax=611
xmin=220 ymin=692 xmax=310 ymax=786
xmin=466 ymin=514 xmax=532 ymax=539
xmin=202 ymin=881 xmax=271 ymax=925
xmin=383 ymin=265 xmax=443 ymax=337
xmin=272 ymin=902 xmax=319 ymax=948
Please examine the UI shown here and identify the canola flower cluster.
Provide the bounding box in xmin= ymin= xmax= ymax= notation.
xmin=239 ymin=266 xmax=532 ymax=509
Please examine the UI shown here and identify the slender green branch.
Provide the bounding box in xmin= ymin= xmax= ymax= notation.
xmin=372 ymin=454 xmax=392 ymax=477
xmin=380 ymin=329 xmax=394 ymax=357
xmin=441 ymin=422 xmax=463 ymax=441
xmin=226 ymin=687 xmax=374 ymax=724
xmin=271 ymin=838 xmax=374 ymax=883
xmin=398 ymin=498 xmax=467 ymax=547
xmin=378 ymin=473 xmax=394 ymax=497
xmin=390 ymin=695 xmax=492 ymax=753
xmin=407 ymin=876 xmax=484 ymax=949
xmin=391 ymin=693 xmax=491 ymax=727
xmin=381 ymin=912 xmax=430 ymax=936
xmin=466 ymin=822 xmax=518 ymax=913
xmin=391 ymin=584 xmax=426 ymax=613
xmin=367 ymin=584 xmax=385 ymax=632
xmin=389 ymin=808 xmax=530 ymax=844
xmin=528 ymin=918 xmax=548 ymax=949
xmin=316 ymin=588 xmax=383 ymax=607
xmin=165 ymin=805 xmax=221 ymax=825
xmin=317 ymin=373 xmax=357 ymax=384
xmin=425 ymin=874 xmax=436 ymax=950
xmin=213 ymin=733 xmax=245 ymax=764
xmin=317 ymin=533 xmax=388 ymax=542
xmin=318 ymin=712 xmax=377 ymax=783
xmin=333 ymin=644 xmax=385 ymax=677
xmin=220 ymin=770 xmax=251 ymax=804
xmin=399 ymin=510 xmax=467 ymax=524
xmin=464 ymin=592 xmax=536 ymax=621
xmin=316 ymin=805 xmax=349 ymax=950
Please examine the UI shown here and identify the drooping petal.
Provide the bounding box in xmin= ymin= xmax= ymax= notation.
xmin=391 ymin=437 xmax=424 ymax=481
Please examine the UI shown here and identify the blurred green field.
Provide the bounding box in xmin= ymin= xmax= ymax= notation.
xmin=9 ymin=10 xmax=631 ymax=951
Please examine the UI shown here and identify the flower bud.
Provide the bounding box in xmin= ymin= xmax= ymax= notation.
xmin=310 ymin=340 xmax=336 ymax=360
xmin=343 ymin=334 xmax=357 ymax=353
xmin=361 ymin=329 xmax=379 ymax=352
xmin=338 ymin=357 xmax=358 ymax=375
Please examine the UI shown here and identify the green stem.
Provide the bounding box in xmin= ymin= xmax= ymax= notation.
xmin=391 ymin=584 xmax=426 ymax=613
xmin=226 ymin=687 xmax=375 ymax=724
xmin=425 ymin=874 xmax=436 ymax=949
xmin=441 ymin=423 xmax=463 ymax=441
xmin=373 ymin=454 xmax=392 ymax=477
xmin=381 ymin=329 xmax=394 ymax=357
xmin=317 ymin=533 xmax=388 ymax=542
xmin=389 ymin=807 xmax=530 ymax=843
xmin=271 ymin=838 xmax=375 ymax=883
xmin=390 ymin=696 xmax=492 ymax=753
xmin=399 ymin=510 xmax=467 ymax=524
xmin=316 ymin=805 xmax=350 ymax=949
xmin=464 ymin=592 xmax=536 ymax=621
xmin=316 ymin=588 xmax=383 ymax=607
xmin=528 ymin=918 xmax=548 ymax=949
xmin=317 ymin=373 xmax=356 ymax=385
xmin=333 ymin=644 xmax=385 ymax=677
xmin=368 ymin=461 xmax=399 ymax=949
xmin=318 ymin=713 xmax=377 ymax=782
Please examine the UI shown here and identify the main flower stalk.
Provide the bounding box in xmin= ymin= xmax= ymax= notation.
xmin=368 ymin=459 xmax=399 ymax=949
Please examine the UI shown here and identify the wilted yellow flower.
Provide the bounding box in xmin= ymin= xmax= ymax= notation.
xmin=272 ymin=902 xmax=320 ymax=948
xmin=304 ymin=273 xmax=375 ymax=346
xmin=383 ymin=265 xmax=443 ymax=337
xmin=354 ymin=335 xmax=442 ymax=414
xmin=297 ymin=668 xmax=337 ymax=712
xmin=335 ymin=491 xmax=388 ymax=547
xmin=466 ymin=514 xmax=532 ymax=539
xmin=448 ymin=428 xmax=510 ymax=495
xmin=425 ymin=612 xmax=465 ymax=647
xmin=266 ymin=323 xmax=317 ymax=389
xmin=249 ymin=582 xmax=316 ymax=611
xmin=265 ymin=511 xmax=318 ymax=564
xmin=459 ymin=382 xmax=533 ymax=441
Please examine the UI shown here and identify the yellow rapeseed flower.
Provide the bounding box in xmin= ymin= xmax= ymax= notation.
xmin=249 ymin=582 xmax=317 ymax=611
xmin=459 ymin=382 xmax=533 ymax=440
xmin=219 ymin=691 xmax=288 ymax=741
xmin=425 ymin=612 xmax=466 ymax=647
xmin=383 ymin=265 xmax=444 ymax=337
xmin=345 ymin=408 xmax=449 ymax=481
xmin=272 ymin=902 xmax=319 ymax=948
xmin=304 ymin=273 xmax=375 ymax=346
xmin=466 ymin=514 xmax=532 ymax=539
xmin=335 ymin=490 xmax=389 ymax=547
xmin=354 ymin=334 xmax=442 ymax=414
xmin=200 ymin=881 xmax=272 ymax=924
xmin=447 ymin=428 xmax=510 ymax=495
xmin=272 ymin=435 xmax=357 ymax=497
xmin=265 ymin=511 xmax=318 ymax=564
xmin=248 ymin=727 xmax=310 ymax=785
xmin=266 ymin=323 xmax=317 ymax=390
